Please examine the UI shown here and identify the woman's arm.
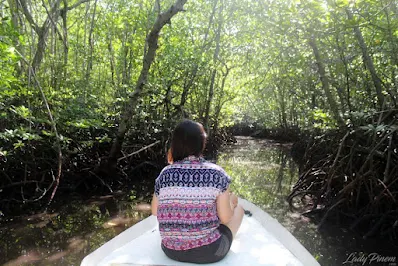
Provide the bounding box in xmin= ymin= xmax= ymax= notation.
xmin=151 ymin=193 xmax=158 ymax=216
xmin=216 ymin=187 xmax=237 ymax=224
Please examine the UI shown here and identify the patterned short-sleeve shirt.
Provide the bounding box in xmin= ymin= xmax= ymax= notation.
xmin=154 ymin=155 xmax=231 ymax=250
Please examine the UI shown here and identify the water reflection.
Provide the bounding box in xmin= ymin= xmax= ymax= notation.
xmin=0 ymin=197 xmax=151 ymax=265
xmin=217 ymin=136 xmax=398 ymax=265
xmin=217 ymin=137 xmax=303 ymax=227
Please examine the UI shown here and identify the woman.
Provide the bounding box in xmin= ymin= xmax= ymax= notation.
xmin=151 ymin=120 xmax=244 ymax=263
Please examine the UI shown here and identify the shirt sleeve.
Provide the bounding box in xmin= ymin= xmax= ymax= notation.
xmin=217 ymin=168 xmax=231 ymax=193
xmin=154 ymin=166 xmax=169 ymax=196
xmin=154 ymin=177 xmax=160 ymax=196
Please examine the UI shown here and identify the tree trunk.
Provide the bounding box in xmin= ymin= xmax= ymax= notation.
xmin=50 ymin=17 xmax=57 ymax=89
xmin=383 ymin=4 xmax=398 ymax=107
xmin=32 ymin=0 xmax=62 ymax=72
xmin=173 ymin=67 xmax=198 ymax=118
xmin=107 ymin=36 xmax=116 ymax=86
xmin=85 ymin=0 xmax=98 ymax=83
xmin=180 ymin=68 xmax=197 ymax=108
xmin=346 ymin=8 xmax=385 ymax=108
xmin=163 ymin=80 xmax=173 ymax=118
xmin=108 ymin=0 xmax=188 ymax=163
xmin=213 ymin=66 xmax=230 ymax=134
xmin=308 ymin=37 xmax=344 ymax=126
xmin=61 ymin=0 xmax=69 ymax=80
xmin=204 ymin=0 xmax=223 ymax=135
xmin=7 ymin=0 xmax=24 ymax=75
xmin=121 ymin=33 xmax=129 ymax=85
xmin=329 ymin=70 xmax=346 ymax=114
xmin=204 ymin=70 xmax=217 ymax=133
xmin=334 ymin=31 xmax=352 ymax=112
xmin=18 ymin=0 xmax=88 ymax=73
xmin=280 ymin=85 xmax=287 ymax=128
xmin=174 ymin=0 xmax=218 ymax=118
xmin=121 ymin=27 xmax=136 ymax=87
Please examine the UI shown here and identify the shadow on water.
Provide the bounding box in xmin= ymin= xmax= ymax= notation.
xmin=217 ymin=136 xmax=398 ymax=266
xmin=1 ymin=136 xmax=396 ymax=265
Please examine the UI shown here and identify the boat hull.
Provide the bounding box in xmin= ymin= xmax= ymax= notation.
xmin=81 ymin=199 xmax=320 ymax=266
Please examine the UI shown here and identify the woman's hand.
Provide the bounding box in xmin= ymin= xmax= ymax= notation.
xmin=230 ymin=193 xmax=238 ymax=209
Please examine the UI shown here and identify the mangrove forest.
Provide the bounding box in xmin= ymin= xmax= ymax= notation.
xmin=0 ymin=0 xmax=397 ymax=264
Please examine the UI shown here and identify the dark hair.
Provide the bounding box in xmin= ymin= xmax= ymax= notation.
xmin=168 ymin=120 xmax=207 ymax=163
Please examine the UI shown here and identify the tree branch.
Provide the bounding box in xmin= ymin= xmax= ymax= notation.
xmin=64 ymin=0 xmax=91 ymax=11
xmin=117 ymin=140 xmax=161 ymax=162
xmin=109 ymin=0 xmax=188 ymax=162
xmin=17 ymin=0 xmax=40 ymax=33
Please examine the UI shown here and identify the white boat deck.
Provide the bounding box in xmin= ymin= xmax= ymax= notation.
xmin=81 ymin=199 xmax=320 ymax=266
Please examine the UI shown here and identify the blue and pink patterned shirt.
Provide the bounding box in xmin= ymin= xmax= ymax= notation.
xmin=154 ymin=156 xmax=231 ymax=250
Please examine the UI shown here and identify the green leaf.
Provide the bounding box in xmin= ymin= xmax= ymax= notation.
xmin=13 ymin=140 xmax=25 ymax=150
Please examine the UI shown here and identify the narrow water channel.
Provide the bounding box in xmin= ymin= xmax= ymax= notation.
xmin=0 ymin=136 xmax=396 ymax=265
xmin=217 ymin=137 xmax=397 ymax=266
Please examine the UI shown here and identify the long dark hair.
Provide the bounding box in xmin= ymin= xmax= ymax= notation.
xmin=168 ymin=120 xmax=207 ymax=163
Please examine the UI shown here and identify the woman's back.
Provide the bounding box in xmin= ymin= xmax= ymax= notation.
xmin=155 ymin=156 xmax=231 ymax=250
xmin=152 ymin=120 xmax=243 ymax=264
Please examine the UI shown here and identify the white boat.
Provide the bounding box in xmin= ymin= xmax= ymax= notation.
xmin=81 ymin=198 xmax=320 ymax=266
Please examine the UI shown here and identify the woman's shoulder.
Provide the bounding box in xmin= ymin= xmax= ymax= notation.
xmin=158 ymin=160 xmax=228 ymax=176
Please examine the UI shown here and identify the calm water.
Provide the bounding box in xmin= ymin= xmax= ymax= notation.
xmin=217 ymin=137 xmax=397 ymax=266
xmin=1 ymin=136 xmax=397 ymax=265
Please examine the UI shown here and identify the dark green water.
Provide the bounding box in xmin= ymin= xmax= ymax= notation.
xmin=0 ymin=197 xmax=152 ymax=265
xmin=1 ymin=136 xmax=396 ymax=265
